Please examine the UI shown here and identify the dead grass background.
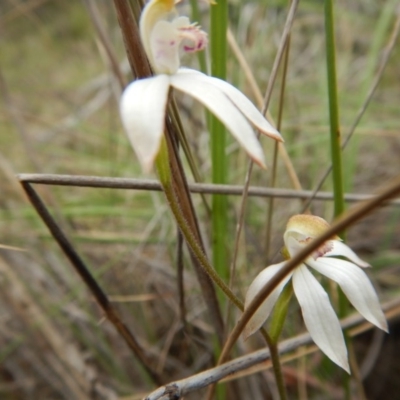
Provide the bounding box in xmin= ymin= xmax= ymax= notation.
xmin=0 ymin=0 xmax=400 ymax=399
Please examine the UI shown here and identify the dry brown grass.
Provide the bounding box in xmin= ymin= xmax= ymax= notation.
xmin=0 ymin=0 xmax=400 ymax=399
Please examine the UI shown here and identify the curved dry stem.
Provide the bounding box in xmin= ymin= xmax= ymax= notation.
xmin=20 ymin=182 xmax=163 ymax=385
xmin=83 ymin=0 xmax=126 ymax=90
xmin=265 ymin=32 xmax=292 ymax=261
xmin=144 ymin=297 xmax=400 ymax=399
xmin=227 ymin=25 xmax=302 ymax=192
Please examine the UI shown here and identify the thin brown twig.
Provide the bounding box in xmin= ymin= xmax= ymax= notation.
xmin=262 ymin=0 xmax=300 ymax=113
xmin=19 ymin=181 xmax=163 ymax=385
xmin=17 ymin=173 xmax=400 ymax=205
xmin=265 ymin=30 xmax=292 ymax=262
xmin=176 ymin=231 xmax=187 ymax=329
xmin=168 ymin=99 xmax=212 ymax=215
xmin=83 ymin=0 xmax=126 ymax=90
xmin=143 ymin=297 xmax=400 ymax=399
xmin=227 ymin=25 xmax=302 ymax=189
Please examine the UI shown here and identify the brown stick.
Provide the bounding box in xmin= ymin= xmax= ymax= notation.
xmin=144 ymin=297 xmax=400 ymax=399
xmin=20 ymin=181 xmax=163 ymax=385
xmin=18 ymin=174 xmax=400 ymax=205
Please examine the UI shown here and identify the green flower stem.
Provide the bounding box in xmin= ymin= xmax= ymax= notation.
xmin=155 ymin=136 xmax=241 ymax=310
xmin=269 ymin=284 xmax=293 ymax=343
xmin=210 ymin=0 xmax=228 ymax=285
xmin=264 ymin=284 xmax=292 ymax=400
xmin=324 ymin=0 xmax=345 ymax=221
xmin=268 ymin=341 xmax=288 ymax=400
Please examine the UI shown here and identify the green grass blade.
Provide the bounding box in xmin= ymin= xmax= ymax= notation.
xmin=324 ymin=0 xmax=345 ymax=220
xmin=210 ymin=1 xmax=229 ymax=283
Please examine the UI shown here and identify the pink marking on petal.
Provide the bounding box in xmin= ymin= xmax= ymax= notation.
xmin=183 ymin=45 xmax=195 ymax=52
xmin=297 ymin=236 xmax=334 ymax=260
xmin=313 ymin=241 xmax=334 ymax=260
xmin=178 ymin=23 xmax=208 ymax=54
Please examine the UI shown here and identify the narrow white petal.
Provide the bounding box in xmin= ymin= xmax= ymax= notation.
xmin=205 ymin=77 xmax=283 ymax=141
xmin=324 ymin=241 xmax=370 ymax=267
xmin=308 ymin=258 xmax=388 ymax=332
xmin=170 ymin=71 xmax=266 ymax=167
xmin=292 ymin=266 xmax=350 ymax=373
xmin=120 ymin=75 xmax=170 ymax=172
xmin=244 ymin=262 xmax=292 ymax=339
xmin=177 ymin=69 xmax=283 ymax=141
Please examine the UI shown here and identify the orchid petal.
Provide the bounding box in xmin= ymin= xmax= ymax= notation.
xmin=324 ymin=241 xmax=370 ymax=267
xmin=244 ymin=262 xmax=292 ymax=339
xmin=177 ymin=69 xmax=282 ymax=141
xmin=308 ymin=258 xmax=388 ymax=332
xmin=292 ymin=265 xmax=350 ymax=372
xmin=170 ymin=71 xmax=266 ymax=167
xmin=120 ymin=75 xmax=170 ymax=172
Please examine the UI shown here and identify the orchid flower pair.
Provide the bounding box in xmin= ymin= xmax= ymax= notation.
xmin=120 ymin=0 xmax=282 ymax=172
xmin=244 ymin=214 xmax=388 ymax=373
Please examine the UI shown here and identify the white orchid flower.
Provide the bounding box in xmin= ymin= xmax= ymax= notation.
xmin=244 ymin=214 xmax=388 ymax=373
xmin=120 ymin=0 xmax=282 ymax=172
